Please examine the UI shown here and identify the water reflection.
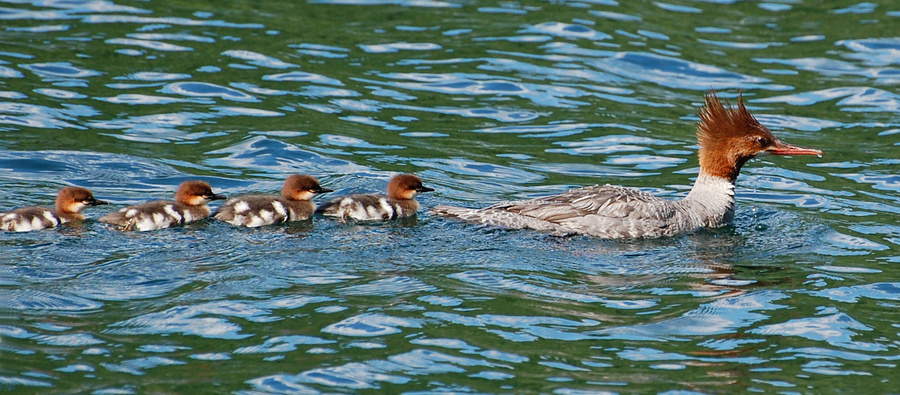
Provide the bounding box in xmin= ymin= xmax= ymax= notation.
xmin=1 ymin=0 xmax=899 ymax=393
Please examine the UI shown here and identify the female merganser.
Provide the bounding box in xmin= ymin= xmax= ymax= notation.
xmin=214 ymin=174 xmax=332 ymax=227
xmin=1 ymin=186 xmax=107 ymax=232
xmin=316 ymin=174 xmax=434 ymax=221
xmin=432 ymin=92 xmax=823 ymax=239
xmin=99 ymin=180 xmax=225 ymax=231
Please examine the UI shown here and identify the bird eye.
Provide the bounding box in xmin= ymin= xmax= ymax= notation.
xmin=756 ymin=137 xmax=768 ymax=147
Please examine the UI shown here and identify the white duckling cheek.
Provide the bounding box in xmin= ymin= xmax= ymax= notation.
xmin=184 ymin=195 xmax=210 ymax=206
xmin=294 ymin=191 xmax=314 ymax=201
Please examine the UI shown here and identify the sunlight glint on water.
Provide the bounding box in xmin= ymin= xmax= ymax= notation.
xmin=1 ymin=0 xmax=898 ymax=393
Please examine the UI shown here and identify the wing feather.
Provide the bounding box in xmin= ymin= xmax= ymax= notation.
xmin=490 ymin=185 xmax=676 ymax=223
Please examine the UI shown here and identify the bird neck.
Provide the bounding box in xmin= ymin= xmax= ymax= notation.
xmin=680 ymin=172 xmax=737 ymax=227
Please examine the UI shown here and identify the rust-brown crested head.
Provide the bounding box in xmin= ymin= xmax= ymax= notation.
xmin=176 ymin=180 xmax=226 ymax=206
xmin=56 ymin=186 xmax=107 ymax=214
xmin=387 ymin=174 xmax=434 ymax=200
xmin=696 ymin=91 xmax=821 ymax=181
xmin=281 ymin=174 xmax=332 ymax=201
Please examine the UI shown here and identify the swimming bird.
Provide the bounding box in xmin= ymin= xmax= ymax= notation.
xmin=432 ymin=92 xmax=823 ymax=239
xmin=99 ymin=180 xmax=225 ymax=231
xmin=1 ymin=186 xmax=107 ymax=232
xmin=316 ymin=174 xmax=434 ymax=221
xmin=215 ymin=174 xmax=332 ymax=227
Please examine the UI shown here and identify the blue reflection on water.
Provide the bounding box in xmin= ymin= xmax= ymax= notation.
xmin=1 ymin=0 xmax=898 ymax=393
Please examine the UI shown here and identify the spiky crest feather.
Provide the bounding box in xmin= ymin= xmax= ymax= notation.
xmin=696 ymin=91 xmax=774 ymax=181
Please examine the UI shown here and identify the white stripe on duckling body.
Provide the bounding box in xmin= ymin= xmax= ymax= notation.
xmin=433 ymin=92 xmax=822 ymax=239
xmin=1 ymin=186 xmax=107 ymax=232
xmin=317 ymin=174 xmax=433 ymax=221
xmin=99 ymin=180 xmax=225 ymax=231
xmin=215 ymin=175 xmax=332 ymax=228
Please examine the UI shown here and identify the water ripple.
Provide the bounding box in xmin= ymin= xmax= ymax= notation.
xmin=35 ymin=88 xmax=85 ymax=99
xmin=370 ymin=72 xmax=593 ymax=108
xmin=450 ymin=270 xmax=605 ymax=304
xmin=101 ymin=356 xmax=186 ymax=376
xmin=97 ymin=94 xmax=210 ymax=105
xmin=755 ymin=57 xmax=899 ymax=84
xmin=322 ymin=313 xmax=422 ymax=337
xmin=106 ymin=38 xmax=192 ymax=52
xmin=222 ymin=50 xmax=297 ymax=68
xmin=811 ymin=282 xmax=900 ymax=303
xmin=82 ymin=15 xmax=264 ymax=29
xmin=359 ymin=42 xmax=441 ymax=53
xmin=593 ymin=291 xmax=788 ymax=341
xmin=205 ymin=136 xmax=367 ymax=176
xmin=412 ymin=158 xmax=543 ymax=183
xmin=292 ymin=43 xmax=350 ymax=58
xmin=333 ymin=91 xmax=540 ymax=121
xmin=336 ymin=276 xmax=437 ymax=296
xmin=89 ymin=112 xmax=220 ymax=143
xmin=234 ymin=335 xmax=335 ymax=354
xmin=547 ymin=134 xmax=675 ymax=156
xmin=477 ymin=123 xmax=644 ymax=139
xmin=2 ymin=0 xmax=899 ymax=393
xmin=616 ymin=346 xmax=765 ymax=365
xmin=0 ymin=289 xmax=103 ymax=311
xmin=838 ymin=173 xmax=900 ymax=193
xmin=161 ymin=82 xmax=257 ymax=102
xmin=263 ymin=70 xmax=343 ymax=85
xmin=838 ymin=37 xmax=900 ymax=66
xmin=106 ymin=302 xmax=270 ymax=339
xmin=521 ymin=21 xmax=612 ymax=41
xmin=115 ymin=71 xmax=192 ymax=81
xmin=34 ymin=333 xmax=105 ymax=347
xmin=755 ymin=87 xmax=900 ymax=112
xmin=0 ymin=102 xmax=87 ymax=129
xmin=0 ymin=64 xmax=24 ymax=78
xmin=0 ymin=376 xmax=51 ymax=389
xmin=250 ymin=348 xmax=498 ymax=391
xmin=130 ymin=32 xmax=215 ymax=43
xmin=309 ymin=0 xmax=460 ymax=7
xmin=20 ymin=62 xmax=102 ymax=79
xmin=752 ymin=313 xmax=884 ymax=352
xmin=595 ymin=52 xmax=784 ymax=90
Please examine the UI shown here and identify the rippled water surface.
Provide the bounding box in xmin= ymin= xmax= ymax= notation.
xmin=2 ymin=0 xmax=899 ymax=393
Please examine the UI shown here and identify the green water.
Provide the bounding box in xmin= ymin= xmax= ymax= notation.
xmin=1 ymin=0 xmax=899 ymax=393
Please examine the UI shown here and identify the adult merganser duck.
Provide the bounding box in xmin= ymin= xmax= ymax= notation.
xmin=432 ymin=92 xmax=823 ymax=239
xmin=1 ymin=186 xmax=107 ymax=232
xmin=316 ymin=174 xmax=434 ymax=221
xmin=99 ymin=180 xmax=225 ymax=231
xmin=214 ymin=174 xmax=332 ymax=227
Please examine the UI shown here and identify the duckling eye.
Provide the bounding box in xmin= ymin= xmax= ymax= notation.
xmin=755 ymin=137 xmax=769 ymax=147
